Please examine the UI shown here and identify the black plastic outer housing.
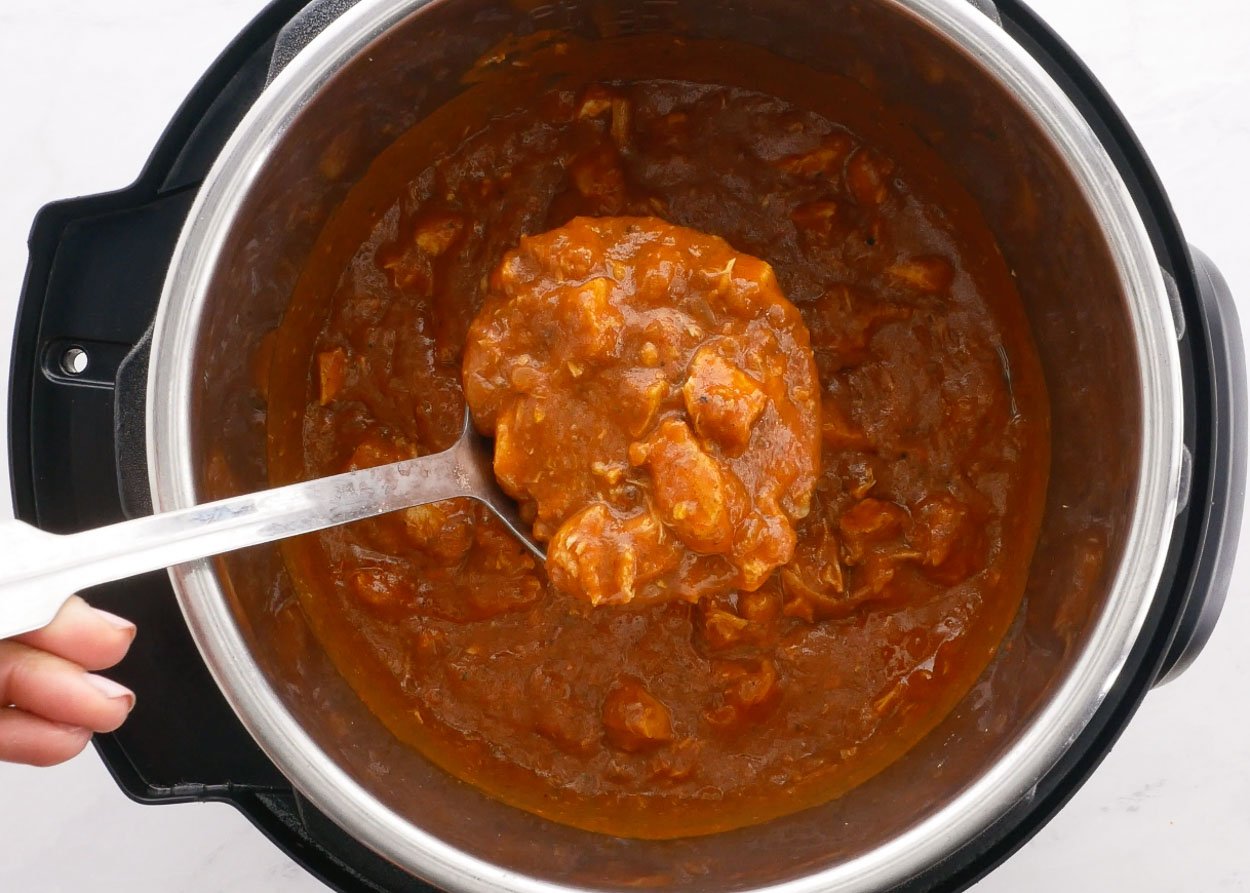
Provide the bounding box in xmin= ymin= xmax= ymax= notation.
xmin=5 ymin=1 xmax=1243 ymax=891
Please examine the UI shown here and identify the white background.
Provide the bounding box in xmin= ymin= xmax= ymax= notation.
xmin=1 ymin=1 xmax=1247 ymax=890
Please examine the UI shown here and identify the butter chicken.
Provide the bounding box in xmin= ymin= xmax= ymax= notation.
xmin=266 ymin=53 xmax=1049 ymax=838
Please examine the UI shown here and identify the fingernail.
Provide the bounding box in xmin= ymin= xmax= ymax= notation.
xmin=84 ymin=674 xmax=136 ymax=711
xmin=93 ymin=608 xmax=137 ymax=634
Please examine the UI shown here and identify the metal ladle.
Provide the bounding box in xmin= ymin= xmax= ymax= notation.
xmin=0 ymin=412 xmax=541 ymax=640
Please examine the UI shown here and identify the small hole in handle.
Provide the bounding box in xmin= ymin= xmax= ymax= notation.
xmin=61 ymin=347 xmax=89 ymax=376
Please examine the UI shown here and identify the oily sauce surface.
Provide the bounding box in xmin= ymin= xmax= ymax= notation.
xmin=268 ymin=65 xmax=1049 ymax=838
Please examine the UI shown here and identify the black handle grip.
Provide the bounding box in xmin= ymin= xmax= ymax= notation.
xmin=966 ymin=0 xmax=1004 ymax=26
xmin=1154 ymin=246 xmax=1246 ymax=684
xmin=267 ymin=0 xmax=363 ymax=85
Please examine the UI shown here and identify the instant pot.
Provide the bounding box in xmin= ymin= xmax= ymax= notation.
xmin=8 ymin=0 xmax=1245 ymax=890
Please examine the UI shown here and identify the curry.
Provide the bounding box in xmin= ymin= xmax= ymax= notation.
xmin=266 ymin=47 xmax=1049 ymax=839
xmin=465 ymin=217 xmax=822 ymax=608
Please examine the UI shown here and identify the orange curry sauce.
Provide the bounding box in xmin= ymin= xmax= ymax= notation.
xmin=266 ymin=42 xmax=1049 ymax=839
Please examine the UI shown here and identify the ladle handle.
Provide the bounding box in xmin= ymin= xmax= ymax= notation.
xmin=0 ymin=444 xmax=473 ymax=641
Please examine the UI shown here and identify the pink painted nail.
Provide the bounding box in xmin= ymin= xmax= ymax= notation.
xmin=92 ymin=608 xmax=137 ymax=634
xmin=84 ymin=674 xmax=136 ymax=710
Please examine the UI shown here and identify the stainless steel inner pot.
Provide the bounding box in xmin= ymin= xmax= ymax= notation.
xmin=146 ymin=0 xmax=1185 ymax=890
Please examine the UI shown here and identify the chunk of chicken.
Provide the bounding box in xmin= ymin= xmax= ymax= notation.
xmin=317 ymin=347 xmax=348 ymax=406
xmin=845 ymin=147 xmax=896 ymax=207
xmin=630 ymin=419 xmax=739 ymax=555
xmin=910 ymin=494 xmax=984 ymax=585
xmin=602 ymin=679 xmax=674 ymax=752
xmin=776 ymin=132 xmax=855 ymax=177
xmin=349 ymin=566 xmax=416 ymax=616
xmin=568 ymin=147 xmax=627 ymax=213
xmin=413 ymin=212 xmax=465 ymax=257
xmin=705 ymin=659 xmax=781 ymax=731
xmin=682 ymin=345 xmax=768 ymax=453
xmin=403 ymin=501 xmax=475 ymax=563
xmin=780 ymin=522 xmax=851 ymax=621
xmin=887 ymin=256 xmax=955 ymax=294
xmin=547 ymin=504 xmax=680 ymax=606
xmin=564 ymin=276 xmax=623 ymax=362
xmin=839 ymin=498 xmax=909 ymax=562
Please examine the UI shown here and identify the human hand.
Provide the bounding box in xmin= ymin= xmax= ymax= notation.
xmin=1 ymin=596 xmax=137 ymax=766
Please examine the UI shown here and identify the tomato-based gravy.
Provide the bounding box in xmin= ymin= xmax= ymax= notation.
xmin=265 ymin=40 xmax=1049 ymax=839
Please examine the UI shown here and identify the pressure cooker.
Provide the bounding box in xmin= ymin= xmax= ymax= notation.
xmin=8 ymin=0 xmax=1244 ymax=890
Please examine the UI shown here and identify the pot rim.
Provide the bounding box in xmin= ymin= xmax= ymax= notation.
xmin=146 ymin=0 xmax=1185 ymax=890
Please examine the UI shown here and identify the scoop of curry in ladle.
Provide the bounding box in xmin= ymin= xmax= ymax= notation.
xmin=0 ymin=217 xmax=819 ymax=639
xmin=463 ymin=216 xmax=820 ymax=607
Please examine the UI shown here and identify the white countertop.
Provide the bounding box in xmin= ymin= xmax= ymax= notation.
xmin=1 ymin=1 xmax=1247 ymax=890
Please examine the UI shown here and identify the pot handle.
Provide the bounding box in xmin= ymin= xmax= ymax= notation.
xmin=1154 ymin=246 xmax=1246 ymax=684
